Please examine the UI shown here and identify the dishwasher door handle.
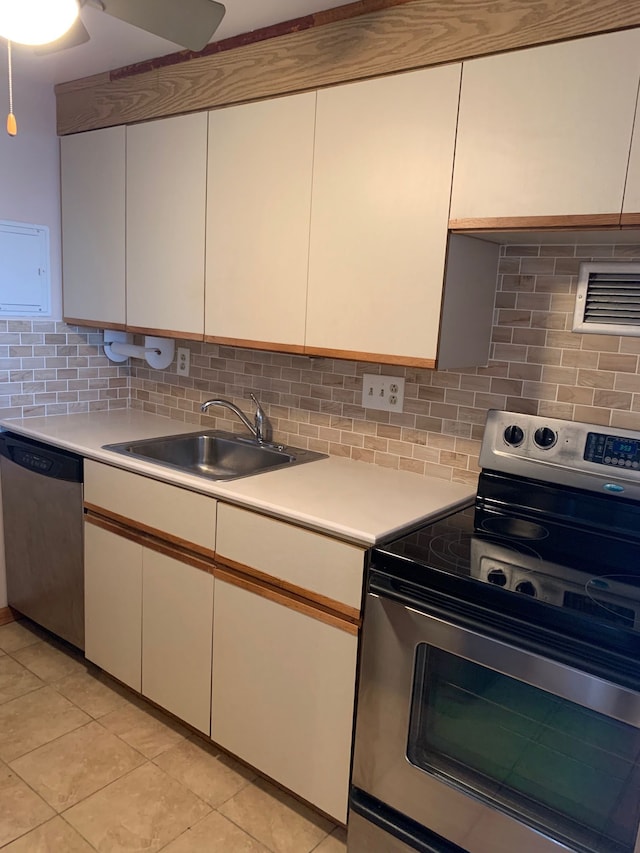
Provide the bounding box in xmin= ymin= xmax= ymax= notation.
xmin=0 ymin=433 xmax=83 ymax=482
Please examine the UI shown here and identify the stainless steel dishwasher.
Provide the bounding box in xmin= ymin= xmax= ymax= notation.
xmin=0 ymin=432 xmax=84 ymax=650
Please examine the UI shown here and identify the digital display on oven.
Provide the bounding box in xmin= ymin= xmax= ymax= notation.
xmin=584 ymin=431 xmax=640 ymax=469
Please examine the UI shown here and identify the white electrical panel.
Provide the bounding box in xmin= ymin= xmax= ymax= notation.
xmin=0 ymin=220 xmax=51 ymax=317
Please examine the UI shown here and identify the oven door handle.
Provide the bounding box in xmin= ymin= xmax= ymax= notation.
xmin=373 ymin=592 xmax=640 ymax=728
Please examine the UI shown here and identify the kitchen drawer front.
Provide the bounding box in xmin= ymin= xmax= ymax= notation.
xmin=84 ymin=460 xmax=216 ymax=554
xmin=215 ymin=503 xmax=365 ymax=613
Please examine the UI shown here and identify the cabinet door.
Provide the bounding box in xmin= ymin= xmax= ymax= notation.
xmin=126 ymin=113 xmax=207 ymax=338
xmin=142 ymin=549 xmax=213 ymax=735
xmin=451 ymin=30 xmax=640 ymax=224
xmin=306 ymin=65 xmax=461 ymax=365
xmin=60 ymin=126 xmax=126 ymax=327
xmin=211 ymin=578 xmax=357 ymax=823
xmin=84 ymin=521 xmax=142 ymax=691
xmin=206 ymin=94 xmax=315 ymax=351
xmin=622 ymin=97 xmax=640 ymax=219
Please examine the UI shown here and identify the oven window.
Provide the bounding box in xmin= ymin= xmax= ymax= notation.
xmin=408 ymin=647 xmax=640 ymax=853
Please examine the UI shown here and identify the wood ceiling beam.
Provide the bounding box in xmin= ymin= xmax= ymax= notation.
xmin=56 ymin=0 xmax=640 ymax=135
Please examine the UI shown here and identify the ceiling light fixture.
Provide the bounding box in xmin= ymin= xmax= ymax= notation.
xmin=0 ymin=0 xmax=79 ymax=46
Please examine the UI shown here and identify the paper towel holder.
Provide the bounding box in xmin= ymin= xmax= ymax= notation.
xmin=103 ymin=330 xmax=175 ymax=370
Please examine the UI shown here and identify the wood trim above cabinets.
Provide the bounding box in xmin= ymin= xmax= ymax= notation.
xmin=55 ymin=0 xmax=640 ymax=135
xmin=213 ymin=566 xmax=360 ymax=635
xmin=205 ymin=335 xmax=306 ymax=355
xmin=448 ymin=213 xmax=623 ymax=232
xmin=620 ymin=213 xmax=640 ymax=226
xmin=303 ymin=344 xmax=437 ymax=368
xmin=84 ymin=505 xmax=216 ymax=563
xmin=64 ymin=317 xmax=127 ymax=332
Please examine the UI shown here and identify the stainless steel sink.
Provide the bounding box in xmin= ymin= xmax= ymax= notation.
xmin=103 ymin=430 xmax=326 ymax=482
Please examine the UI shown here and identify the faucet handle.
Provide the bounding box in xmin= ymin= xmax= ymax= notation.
xmin=249 ymin=393 xmax=268 ymax=443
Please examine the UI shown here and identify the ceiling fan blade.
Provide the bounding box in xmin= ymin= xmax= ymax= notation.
xmin=101 ymin=0 xmax=225 ymax=52
xmin=32 ymin=17 xmax=91 ymax=56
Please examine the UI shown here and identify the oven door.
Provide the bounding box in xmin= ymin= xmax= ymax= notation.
xmin=352 ymin=590 xmax=640 ymax=853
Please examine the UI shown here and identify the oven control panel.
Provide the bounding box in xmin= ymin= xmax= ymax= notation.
xmin=480 ymin=410 xmax=640 ymax=499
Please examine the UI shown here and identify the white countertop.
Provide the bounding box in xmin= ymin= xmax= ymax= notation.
xmin=0 ymin=410 xmax=475 ymax=546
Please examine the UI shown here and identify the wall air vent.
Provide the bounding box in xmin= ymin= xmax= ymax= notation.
xmin=573 ymin=262 xmax=640 ymax=336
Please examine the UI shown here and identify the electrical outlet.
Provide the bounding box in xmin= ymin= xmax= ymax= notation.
xmin=176 ymin=346 xmax=190 ymax=377
xmin=361 ymin=373 xmax=405 ymax=412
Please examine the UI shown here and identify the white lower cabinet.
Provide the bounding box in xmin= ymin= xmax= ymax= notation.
xmin=142 ymin=550 xmax=213 ymax=735
xmin=84 ymin=516 xmax=214 ymax=734
xmin=211 ymin=577 xmax=358 ymax=823
xmin=84 ymin=521 xmax=142 ymax=691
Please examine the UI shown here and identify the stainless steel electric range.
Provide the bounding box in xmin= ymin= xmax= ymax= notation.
xmin=349 ymin=410 xmax=640 ymax=853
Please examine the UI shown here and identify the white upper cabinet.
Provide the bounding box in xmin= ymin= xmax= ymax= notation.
xmin=450 ymin=30 xmax=640 ymax=223
xmin=61 ymin=126 xmax=126 ymax=327
xmin=126 ymin=113 xmax=208 ymax=338
xmin=306 ymin=65 xmax=462 ymax=365
xmin=206 ymin=94 xmax=316 ymax=351
xmin=622 ymin=90 xmax=640 ymax=218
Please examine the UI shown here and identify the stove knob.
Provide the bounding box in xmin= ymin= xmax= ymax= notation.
xmin=515 ymin=580 xmax=537 ymax=597
xmin=534 ymin=426 xmax=557 ymax=449
xmin=487 ymin=569 xmax=507 ymax=586
xmin=503 ymin=425 xmax=524 ymax=447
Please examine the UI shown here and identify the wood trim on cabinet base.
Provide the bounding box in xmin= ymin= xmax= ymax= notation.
xmin=84 ymin=505 xmax=217 ymax=564
xmin=125 ymin=324 xmax=204 ymax=342
xmin=85 ymin=509 xmax=360 ymax=634
xmin=214 ymin=554 xmax=361 ymax=624
xmin=620 ymin=213 xmax=640 ymax=226
xmin=214 ymin=565 xmax=360 ymax=635
xmin=303 ymin=344 xmax=436 ymax=368
xmin=205 ymin=335 xmax=306 ymax=354
xmin=64 ymin=317 xmax=127 ymax=331
xmin=0 ymin=606 xmax=17 ymax=626
xmin=448 ymin=213 xmax=623 ymax=232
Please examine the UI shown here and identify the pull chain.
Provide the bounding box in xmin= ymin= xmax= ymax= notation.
xmin=6 ymin=39 xmax=16 ymax=137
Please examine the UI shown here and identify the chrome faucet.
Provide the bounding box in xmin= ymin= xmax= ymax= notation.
xmin=200 ymin=393 xmax=270 ymax=444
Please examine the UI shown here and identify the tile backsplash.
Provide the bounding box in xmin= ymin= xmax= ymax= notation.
xmin=0 ymin=320 xmax=129 ymax=418
xmin=3 ymin=242 xmax=640 ymax=486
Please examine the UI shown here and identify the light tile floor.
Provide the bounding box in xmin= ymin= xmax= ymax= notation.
xmin=0 ymin=619 xmax=347 ymax=852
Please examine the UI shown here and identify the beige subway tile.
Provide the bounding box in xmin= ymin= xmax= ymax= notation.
xmin=593 ymin=389 xmax=632 ymax=410
xmin=557 ymin=386 xmax=593 ymax=405
xmin=614 ymin=373 xmax=640 ymax=393
xmin=538 ymin=401 xmax=574 ymax=419
xmin=426 ymin=433 xmax=457 ymax=450
xmin=598 ymin=353 xmax=638 ymax=373
xmin=377 ymin=424 xmax=402 ymax=440
xmin=610 ymin=411 xmax=640 ymax=430
xmin=423 ymin=461 xmax=456 ymax=480
xmin=539 ymin=245 xmax=575 ymax=257
xmin=497 ymin=310 xmax=532 ymax=327
xmin=581 ymin=334 xmax=621 ymax=353
xmin=399 ymin=458 xmax=426 ymax=475
xmin=530 ymin=312 xmax=567 ymax=330
xmin=541 ymin=365 xmax=578 ymax=385
xmin=578 ymin=369 xmax=616 ymax=389
xmin=351 ymin=447 xmax=376 ymax=464
xmin=526 ymin=347 xmax=562 ymax=365
xmin=522 ymin=381 xmax=556 ymax=401
xmin=620 ymin=337 xmax=640 ymax=354
xmin=511 ymin=328 xmax=547 ymax=347
xmin=516 ymin=292 xmax=552 ymax=311
xmin=373 ymin=452 xmax=399 ymax=469
xmin=363 ymin=435 xmax=388 ymax=452
xmin=561 ymin=349 xmax=599 ymax=369
xmin=440 ymin=451 xmax=468 ymax=467
xmin=508 ymin=363 xmax=542 ymax=381
xmin=328 ymin=442 xmax=351 ymax=459
xmin=546 ymin=331 xmax=581 ymax=349
xmin=412 ymin=445 xmax=441 ymax=463
xmin=573 ymin=405 xmax=611 ymax=425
